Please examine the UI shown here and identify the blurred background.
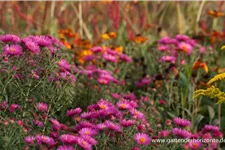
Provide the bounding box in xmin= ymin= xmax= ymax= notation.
xmin=0 ymin=1 xmax=225 ymax=41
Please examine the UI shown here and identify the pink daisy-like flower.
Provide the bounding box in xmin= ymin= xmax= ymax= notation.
xmin=158 ymin=37 xmax=172 ymax=45
xmin=130 ymin=108 xmax=146 ymax=121
xmin=120 ymin=119 xmax=136 ymax=127
xmin=158 ymin=45 xmax=170 ymax=52
xmin=66 ymin=107 xmax=82 ymax=117
xmin=78 ymin=127 xmax=98 ymax=137
xmin=111 ymin=93 xmax=122 ymax=99
xmin=91 ymin=46 xmax=103 ymax=53
xmin=188 ymin=140 xmax=202 ymax=150
xmin=0 ymin=34 xmax=21 ymax=43
xmin=36 ymin=102 xmax=48 ymax=112
xmin=158 ymin=130 xmax=170 ymax=138
xmin=23 ymin=38 xmax=40 ymax=54
xmin=173 ymin=117 xmax=191 ymax=127
xmin=117 ymin=99 xmax=132 ymax=110
xmin=175 ymin=34 xmax=190 ymax=41
xmin=57 ymin=145 xmax=75 ymax=150
xmin=120 ymin=54 xmax=132 ymax=63
xmin=104 ymin=120 xmax=122 ymax=132
xmin=60 ymin=134 xmax=78 ymax=144
xmin=97 ymin=77 xmax=110 ymax=85
xmin=2 ymin=44 xmax=23 ymax=56
xmin=74 ymin=121 xmax=96 ymax=131
xmin=103 ymin=52 xmax=118 ymax=63
xmin=24 ymin=136 xmax=35 ymax=144
xmin=172 ymin=128 xmax=192 ymax=138
xmin=134 ymin=133 xmax=151 ymax=146
xmin=35 ymin=135 xmax=55 ymax=146
xmin=31 ymin=35 xmax=52 ymax=46
xmin=9 ymin=104 xmax=21 ymax=113
xmin=50 ymin=118 xmax=61 ymax=131
xmin=202 ymin=125 xmax=220 ymax=133
xmin=159 ymin=56 xmax=176 ymax=64
xmin=177 ymin=42 xmax=193 ymax=55
xmin=58 ymin=59 xmax=71 ymax=72
xmin=77 ymin=137 xmax=92 ymax=149
xmin=81 ymin=135 xmax=98 ymax=145
xmin=96 ymin=123 xmax=106 ymax=130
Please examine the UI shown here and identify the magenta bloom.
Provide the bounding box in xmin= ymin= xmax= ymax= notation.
xmin=57 ymin=145 xmax=75 ymax=150
xmin=158 ymin=37 xmax=172 ymax=45
xmin=0 ymin=34 xmax=21 ymax=43
xmin=160 ymin=56 xmax=176 ymax=63
xmin=172 ymin=128 xmax=192 ymax=138
xmin=134 ymin=133 xmax=151 ymax=146
xmin=103 ymin=52 xmax=118 ymax=63
xmin=25 ymin=136 xmax=35 ymax=144
xmin=120 ymin=54 xmax=132 ymax=62
xmin=60 ymin=134 xmax=78 ymax=144
xmin=91 ymin=46 xmax=102 ymax=53
xmin=81 ymin=135 xmax=98 ymax=145
xmin=50 ymin=118 xmax=62 ymax=131
xmin=130 ymin=108 xmax=146 ymax=121
xmin=32 ymin=36 xmax=52 ymax=46
xmin=189 ymin=140 xmax=202 ymax=150
xmin=66 ymin=107 xmax=82 ymax=117
xmin=78 ymin=127 xmax=98 ymax=137
xmin=96 ymin=123 xmax=106 ymax=130
xmin=158 ymin=130 xmax=170 ymax=137
xmin=77 ymin=137 xmax=92 ymax=149
xmin=117 ymin=99 xmax=132 ymax=110
xmin=173 ymin=117 xmax=191 ymax=127
xmin=202 ymin=125 xmax=220 ymax=133
xmin=35 ymin=135 xmax=55 ymax=146
xmin=36 ymin=102 xmax=48 ymax=112
xmin=177 ymin=42 xmax=193 ymax=55
xmin=175 ymin=34 xmax=190 ymax=41
xmin=105 ymin=120 xmax=122 ymax=132
xmin=74 ymin=121 xmax=96 ymax=131
xmin=23 ymin=38 xmax=40 ymax=54
xmin=3 ymin=44 xmax=23 ymax=56
xmin=158 ymin=45 xmax=170 ymax=52
xmin=58 ymin=59 xmax=71 ymax=72
xmin=120 ymin=119 xmax=136 ymax=127
xmin=9 ymin=104 xmax=21 ymax=113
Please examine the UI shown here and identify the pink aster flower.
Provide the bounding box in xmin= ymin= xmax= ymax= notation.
xmin=117 ymin=99 xmax=132 ymax=110
xmin=58 ymin=59 xmax=71 ymax=72
xmin=130 ymin=108 xmax=146 ymax=121
xmin=35 ymin=135 xmax=55 ymax=146
xmin=9 ymin=104 xmax=21 ymax=113
xmin=158 ymin=37 xmax=172 ymax=45
xmin=188 ymin=140 xmax=202 ymax=150
xmin=111 ymin=93 xmax=122 ymax=99
xmin=134 ymin=133 xmax=151 ymax=146
xmin=77 ymin=137 xmax=92 ymax=149
xmin=158 ymin=45 xmax=170 ymax=52
xmin=66 ymin=107 xmax=82 ymax=117
xmin=158 ymin=130 xmax=170 ymax=137
xmin=177 ymin=42 xmax=193 ymax=55
xmin=120 ymin=119 xmax=136 ymax=127
xmin=120 ymin=54 xmax=132 ymax=62
xmin=23 ymin=38 xmax=40 ymax=54
xmin=2 ymin=44 xmax=23 ymax=56
xmin=96 ymin=123 xmax=106 ymax=130
xmin=104 ymin=120 xmax=122 ymax=132
xmin=103 ymin=52 xmax=118 ymax=63
xmin=81 ymin=135 xmax=98 ymax=145
xmin=60 ymin=134 xmax=78 ymax=144
xmin=31 ymin=35 xmax=52 ymax=46
xmin=0 ymin=34 xmax=21 ymax=43
xmin=91 ymin=46 xmax=102 ymax=53
xmin=25 ymin=136 xmax=35 ymax=144
xmin=201 ymin=125 xmax=220 ymax=133
xmin=36 ymin=102 xmax=48 ymax=112
xmin=97 ymin=77 xmax=110 ymax=85
xmin=175 ymin=34 xmax=190 ymax=41
xmin=159 ymin=56 xmax=176 ymax=64
xmin=173 ymin=117 xmax=191 ymax=127
xmin=172 ymin=128 xmax=192 ymax=138
xmin=50 ymin=118 xmax=61 ymax=131
xmin=57 ymin=145 xmax=75 ymax=150
xmin=78 ymin=127 xmax=98 ymax=137
xmin=74 ymin=121 xmax=96 ymax=131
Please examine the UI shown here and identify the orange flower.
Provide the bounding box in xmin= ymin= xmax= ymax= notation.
xmin=207 ymin=10 xmax=224 ymax=17
xmin=131 ymin=35 xmax=148 ymax=44
xmin=111 ymin=46 xmax=123 ymax=54
xmin=75 ymin=39 xmax=92 ymax=49
xmin=192 ymin=61 xmax=208 ymax=73
xmin=101 ymin=32 xmax=117 ymax=40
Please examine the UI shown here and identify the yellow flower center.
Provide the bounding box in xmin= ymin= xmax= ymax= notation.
xmin=139 ymin=137 xmax=146 ymax=143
